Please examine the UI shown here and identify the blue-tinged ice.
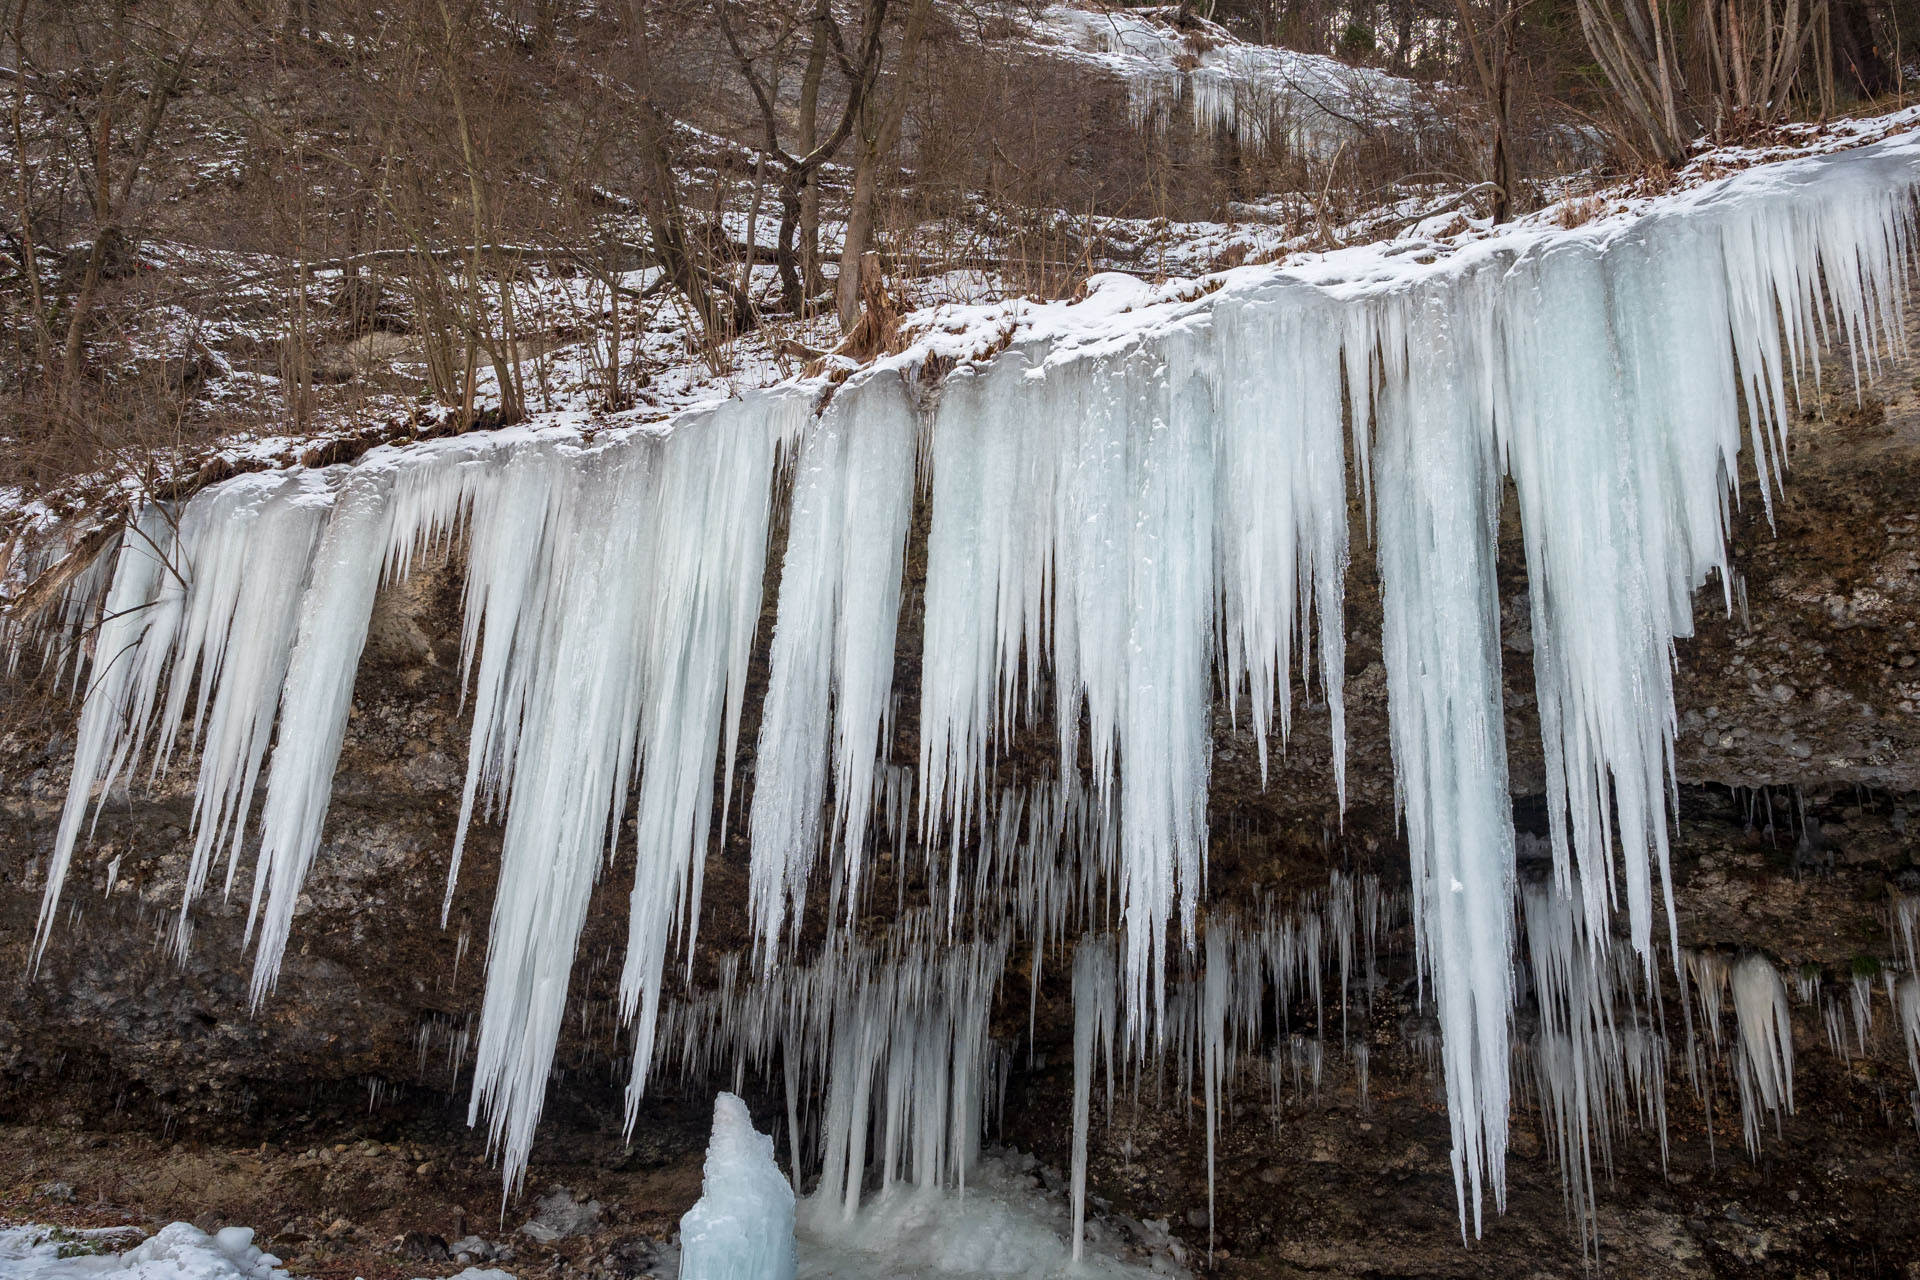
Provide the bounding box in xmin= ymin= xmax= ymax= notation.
xmin=679 ymin=1093 xmax=796 ymax=1280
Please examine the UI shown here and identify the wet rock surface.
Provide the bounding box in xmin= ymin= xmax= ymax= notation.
xmin=4 ymin=326 xmax=1920 ymax=1276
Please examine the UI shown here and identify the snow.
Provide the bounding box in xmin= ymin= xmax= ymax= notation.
xmin=22 ymin=114 xmax=1920 ymax=1231
xmin=679 ymin=1093 xmax=796 ymax=1280
xmin=0 ymin=1224 xmax=520 ymax=1280
xmin=1022 ymin=4 xmax=1415 ymax=157
xmin=0 ymin=1223 xmax=285 ymax=1280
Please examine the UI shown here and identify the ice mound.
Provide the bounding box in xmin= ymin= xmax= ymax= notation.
xmin=679 ymin=1092 xmax=796 ymax=1280
xmin=796 ymin=1152 xmax=1176 ymax=1279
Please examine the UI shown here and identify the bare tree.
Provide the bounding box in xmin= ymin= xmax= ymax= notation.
xmin=38 ymin=0 xmax=212 ymax=396
xmin=1451 ymin=0 xmax=1522 ymax=221
xmin=835 ymin=0 xmax=932 ymax=334
xmin=619 ymin=0 xmax=756 ymax=343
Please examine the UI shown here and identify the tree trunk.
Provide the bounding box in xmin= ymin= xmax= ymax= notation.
xmin=836 ymin=0 xmax=931 ymax=334
xmin=796 ymin=0 xmax=830 ymax=304
xmin=1829 ymin=0 xmax=1894 ymax=98
xmin=622 ymin=0 xmax=753 ymax=341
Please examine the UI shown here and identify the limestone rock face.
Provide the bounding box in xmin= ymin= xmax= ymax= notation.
xmin=3 ymin=333 xmax=1919 ymax=1275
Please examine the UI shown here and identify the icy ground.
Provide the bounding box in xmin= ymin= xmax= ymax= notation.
xmin=0 ymin=1155 xmax=1177 ymax=1280
xmin=794 ymin=1152 xmax=1179 ymax=1280
xmin=0 ymin=1222 xmax=519 ymax=1280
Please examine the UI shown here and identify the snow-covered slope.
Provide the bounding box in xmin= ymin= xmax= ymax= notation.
xmin=1020 ymin=4 xmax=1416 ymax=155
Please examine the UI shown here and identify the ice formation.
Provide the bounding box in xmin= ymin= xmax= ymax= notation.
xmin=793 ymin=1150 xmax=1167 ymax=1280
xmin=25 ymin=129 xmax=1920 ymax=1231
xmin=680 ymin=1093 xmax=796 ymax=1280
xmin=1728 ymin=954 xmax=1796 ymax=1154
xmin=1518 ymin=870 xmax=1669 ymax=1243
xmin=1070 ymin=936 xmax=1118 ymax=1264
xmin=1894 ymin=974 xmax=1920 ymax=1100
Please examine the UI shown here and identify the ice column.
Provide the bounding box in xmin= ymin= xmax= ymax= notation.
xmin=679 ymin=1092 xmax=796 ymax=1280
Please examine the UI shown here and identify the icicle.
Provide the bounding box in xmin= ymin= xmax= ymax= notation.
xmin=619 ymin=400 xmax=786 ymax=1124
xmin=1497 ymin=228 xmax=1732 ymax=964
xmin=1896 ymin=975 xmax=1920 ymax=1095
xmin=1728 ymin=953 xmax=1793 ymax=1156
xmin=247 ymin=468 xmax=400 ymax=999
xmin=1200 ymin=928 xmax=1229 ymax=1263
xmin=1373 ymin=272 xmax=1514 ymax=1240
xmin=1044 ymin=331 xmax=1218 ymax=1036
xmin=1212 ymin=285 xmax=1352 ymax=804
xmin=751 ymin=373 xmax=919 ymax=955
xmin=36 ymin=476 xmax=337 ymax=964
xmin=1893 ymin=894 xmax=1919 ymax=972
xmin=918 ymin=353 xmax=1056 ymax=857
xmin=1070 ymin=935 xmax=1117 ymax=1264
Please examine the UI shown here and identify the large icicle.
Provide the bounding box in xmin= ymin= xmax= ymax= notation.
xmin=467 ymin=409 xmax=791 ymax=1189
xmin=246 ymin=467 xmax=400 ymax=999
xmin=918 ymin=351 xmax=1058 ymax=862
xmin=1211 ymin=283 xmax=1357 ymax=803
xmin=1050 ymin=332 xmax=1217 ymax=1033
xmin=619 ymin=400 xmax=788 ymax=1122
xmin=751 ymin=373 xmax=919 ymax=954
xmin=1372 ymin=272 xmax=1515 ymax=1240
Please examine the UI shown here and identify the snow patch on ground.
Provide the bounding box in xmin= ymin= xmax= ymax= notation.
xmin=0 ymin=1223 xmax=522 ymax=1280
xmin=0 ymin=1223 xmax=286 ymax=1280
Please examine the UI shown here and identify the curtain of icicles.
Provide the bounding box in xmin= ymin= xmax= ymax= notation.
xmin=24 ymin=136 xmax=1920 ymax=1233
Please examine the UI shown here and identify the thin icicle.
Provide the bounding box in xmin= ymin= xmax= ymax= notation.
xmin=1070 ymin=935 xmax=1118 ymax=1264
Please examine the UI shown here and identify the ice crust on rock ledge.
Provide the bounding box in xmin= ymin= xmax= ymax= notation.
xmin=28 ymin=123 xmax=1920 ymax=1231
xmin=680 ymin=1092 xmax=796 ymax=1280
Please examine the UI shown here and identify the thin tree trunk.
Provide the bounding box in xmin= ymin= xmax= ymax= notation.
xmin=7 ymin=0 xmax=48 ymax=387
xmin=836 ymin=0 xmax=931 ymax=334
xmin=796 ymin=0 xmax=830 ymax=304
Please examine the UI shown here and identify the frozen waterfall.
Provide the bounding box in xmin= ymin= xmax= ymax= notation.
xmin=25 ymin=131 xmax=1920 ymax=1229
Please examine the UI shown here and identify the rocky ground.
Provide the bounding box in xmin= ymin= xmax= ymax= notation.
xmin=4 ymin=293 xmax=1920 ymax=1277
